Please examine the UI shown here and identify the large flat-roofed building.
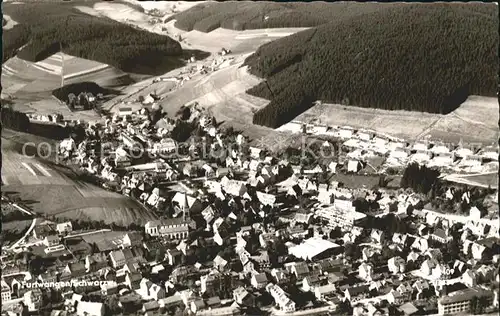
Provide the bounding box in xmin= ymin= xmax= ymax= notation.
xmin=315 ymin=199 xmax=366 ymax=229
xmin=288 ymin=237 xmax=341 ymax=261
xmin=438 ymin=288 xmax=493 ymax=315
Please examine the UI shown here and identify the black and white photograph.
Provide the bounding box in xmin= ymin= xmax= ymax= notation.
xmin=1 ymin=1 xmax=499 ymax=316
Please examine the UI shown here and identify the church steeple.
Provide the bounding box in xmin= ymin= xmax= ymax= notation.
xmin=183 ymin=191 xmax=189 ymax=221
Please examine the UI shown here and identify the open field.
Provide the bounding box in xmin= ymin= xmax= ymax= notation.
xmin=443 ymin=172 xmax=499 ymax=189
xmin=120 ymin=0 xmax=204 ymax=17
xmin=296 ymin=96 xmax=499 ymax=144
xmin=1 ymin=137 xmax=158 ymax=226
xmin=2 ymin=220 xmax=32 ymax=235
xmin=80 ymin=230 xmax=128 ymax=252
xmin=98 ymin=23 xmax=307 ymax=144
xmin=1 ymin=53 xmax=132 ymax=96
xmin=80 ymin=1 xmax=309 ymax=53
xmin=6 ymin=97 xmax=102 ymax=122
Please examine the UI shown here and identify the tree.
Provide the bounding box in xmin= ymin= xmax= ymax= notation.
xmin=171 ymin=121 xmax=195 ymax=142
xmin=344 ymin=242 xmax=360 ymax=261
xmin=400 ymin=163 xmax=440 ymax=195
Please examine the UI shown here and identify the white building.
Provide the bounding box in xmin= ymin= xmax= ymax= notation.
xmin=288 ymin=238 xmax=341 ymax=261
xmin=315 ymin=200 xmax=366 ymax=229
xmin=56 ymin=222 xmax=73 ymax=234
xmin=266 ymin=283 xmax=296 ymax=313
xmin=358 ymin=262 xmax=373 ymax=281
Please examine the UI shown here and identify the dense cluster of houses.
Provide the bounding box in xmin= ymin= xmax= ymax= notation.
xmin=2 ymin=103 xmax=499 ymax=316
xmin=278 ymin=121 xmax=499 ymax=175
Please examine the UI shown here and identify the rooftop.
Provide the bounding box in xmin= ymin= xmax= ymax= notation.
xmin=288 ymin=237 xmax=340 ymax=260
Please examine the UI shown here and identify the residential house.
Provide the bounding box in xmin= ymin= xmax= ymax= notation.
xmin=266 ymin=283 xmax=296 ymax=313
xmin=421 ymin=259 xmax=438 ymax=276
xmin=251 ymin=273 xmax=268 ymax=290
xmin=271 ymin=268 xmax=289 ymax=284
xmin=214 ymin=255 xmax=229 ymax=272
xmin=347 ymin=160 xmax=363 ymax=173
xmin=314 ymin=284 xmax=337 ymax=301
xmin=358 ymin=262 xmax=374 ymax=281
xmin=166 ymin=248 xmax=182 ymax=266
xmin=43 ymin=235 xmax=60 ymax=247
xmin=362 ymin=248 xmax=378 ymax=262
xmin=221 ymin=179 xmax=247 ymax=197
xmin=24 ymin=289 xmax=42 ymax=311
xmin=370 ymin=229 xmax=386 ymax=244
xmin=396 ymin=283 xmax=413 ymax=302
xmin=109 ymin=248 xmax=145 ymax=269
xmin=1 ymin=279 xmax=11 ymax=302
xmin=430 ymin=228 xmax=452 ymax=244
xmin=411 ymin=237 xmax=429 ymax=252
xmin=471 ymin=242 xmax=487 ymax=260
xmin=139 ymin=278 xmax=166 ymax=300
xmin=63 ymin=262 xmax=86 ymax=279
xmin=201 ymin=206 xmax=217 ymax=225
xmin=125 ymin=272 xmax=142 ymax=290
xmin=344 ymin=285 xmax=369 ymax=302
xmin=233 ymin=287 xmax=255 ymax=307
xmin=191 ymin=299 xmax=206 ymax=314
xmin=387 ymin=289 xmax=404 ymax=305
xmin=476 ymin=265 xmax=496 ymax=283
xmin=142 ymin=301 xmax=160 ymax=314
xmin=302 ymin=273 xmax=322 ymax=292
xmin=412 ymin=280 xmax=430 ymax=300
xmin=182 ymin=163 xmax=197 ymax=177
xmin=392 ymin=233 xmax=409 ymax=248
xmin=469 ymin=206 xmax=483 ymax=220
xmin=75 ymin=300 xmax=105 ymax=316
xmin=172 ymin=192 xmax=203 ymax=214
xmin=388 ymin=257 xmax=406 ymax=274
xmin=101 ymin=282 xmax=119 ymax=296
xmin=286 ymin=262 xmax=310 ymax=280
xmin=122 ymin=232 xmax=143 ymax=248
xmin=249 ymin=147 xmax=263 ymax=159
xmin=56 ymin=222 xmax=73 ymax=235
xmin=205 ymin=296 xmax=222 ymax=310
xmin=85 ymin=253 xmax=108 ymax=273
xmin=462 ymin=269 xmax=477 ymax=287
xmin=327 ymin=272 xmax=346 ymax=285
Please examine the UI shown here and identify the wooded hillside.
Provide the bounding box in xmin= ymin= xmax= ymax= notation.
xmin=173 ymin=1 xmax=392 ymax=33
xmin=242 ymin=3 xmax=498 ymax=127
xmin=2 ymin=2 xmax=184 ymax=75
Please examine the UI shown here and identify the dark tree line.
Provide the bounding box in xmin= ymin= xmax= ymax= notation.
xmin=3 ymin=3 xmax=184 ymax=75
xmin=243 ymin=3 xmax=498 ymax=127
xmin=171 ymin=120 xmax=196 ymax=142
xmin=1 ymin=106 xmax=30 ymax=132
xmin=400 ymin=163 xmax=440 ymax=194
xmin=173 ymin=2 xmax=392 ymax=33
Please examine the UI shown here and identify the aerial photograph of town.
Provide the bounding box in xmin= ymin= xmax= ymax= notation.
xmin=1 ymin=1 xmax=499 ymax=316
